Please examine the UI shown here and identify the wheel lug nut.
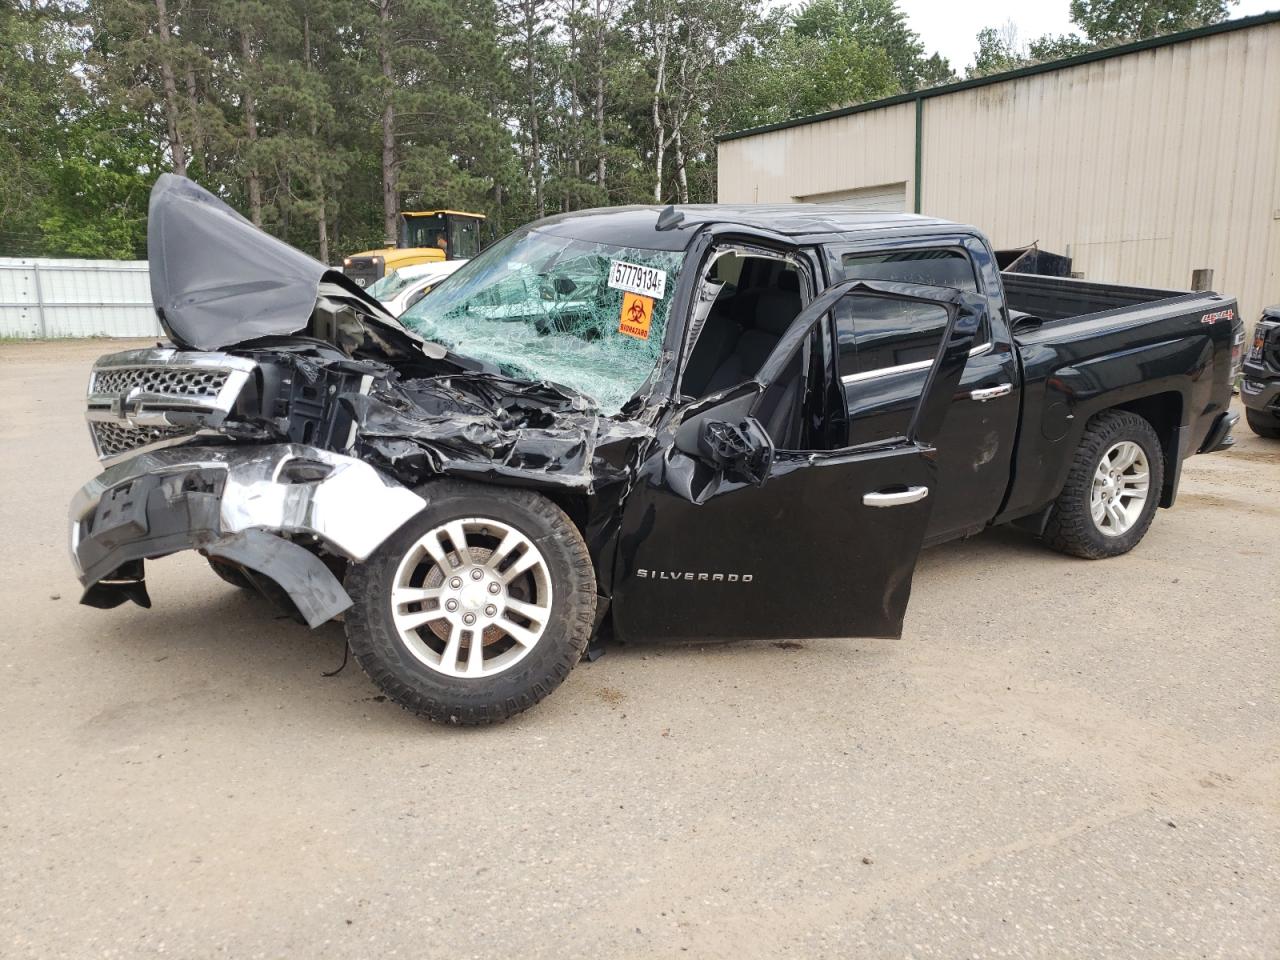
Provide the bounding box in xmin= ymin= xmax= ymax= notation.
xmin=471 ymin=568 xmax=484 ymax=581
xmin=445 ymin=599 xmax=458 ymax=611
xmin=487 ymin=582 xmax=501 ymax=595
xmin=463 ymin=613 xmax=476 ymax=625
xmin=484 ymin=604 xmax=497 ymax=617
xmin=449 ymin=577 xmax=462 ymax=589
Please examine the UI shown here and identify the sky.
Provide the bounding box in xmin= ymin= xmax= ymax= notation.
xmin=896 ymin=0 xmax=1280 ymax=71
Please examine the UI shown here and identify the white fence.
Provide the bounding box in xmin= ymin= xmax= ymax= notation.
xmin=0 ymin=258 xmax=162 ymax=339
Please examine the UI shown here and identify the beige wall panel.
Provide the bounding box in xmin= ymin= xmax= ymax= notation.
xmin=717 ymin=102 xmax=916 ymax=205
xmin=718 ymin=20 xmax=1280 ymax=325
xmin=922 ymin=21 xmax=1280 ymax=324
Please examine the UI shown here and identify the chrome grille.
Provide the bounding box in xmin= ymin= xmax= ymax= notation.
xmin=91 ymin=421 xmax=191 ymax=459
xmin=91 ymin=367 xmax=230 ymax=399
xmin=85 ymin=348 xmax=257 ymax=465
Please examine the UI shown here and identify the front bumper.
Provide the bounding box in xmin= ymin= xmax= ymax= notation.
xmin=1239 ymin=370 xmax=1280 ymax=414
xmin=69 ymin=444 xmax=427 ymax=627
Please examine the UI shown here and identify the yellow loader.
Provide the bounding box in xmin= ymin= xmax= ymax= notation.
xmin=342 ymin=210 xmax=486 ymax=288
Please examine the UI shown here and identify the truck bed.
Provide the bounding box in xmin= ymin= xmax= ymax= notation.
xmin=998 ymin=284 xmax=1239 ymax=529
xmin=1002 ymin=272 xmax=1189 ymax=323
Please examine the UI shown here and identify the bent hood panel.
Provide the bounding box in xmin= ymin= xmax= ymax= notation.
xmin=147 ymin=174 xmax=403 ymax=351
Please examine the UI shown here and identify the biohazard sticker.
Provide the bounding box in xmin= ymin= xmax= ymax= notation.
xmin=608 ymin=260 xmax=667 ymax=299
xmin=619 ymin=292 xmax=654 ymax=340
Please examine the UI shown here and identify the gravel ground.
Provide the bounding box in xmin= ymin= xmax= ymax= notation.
xmin=2 ymin=338 xmax=1277 ymax=959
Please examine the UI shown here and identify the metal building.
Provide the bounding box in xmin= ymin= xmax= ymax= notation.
xmin=717 ymin=12 xmax=1280 ymax=327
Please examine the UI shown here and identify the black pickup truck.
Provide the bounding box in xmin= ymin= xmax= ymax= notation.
xmin=69 ymin=176 xmax=1243 ymax=724
xmin=1241 ymin=305 xmax=1280 ymax=437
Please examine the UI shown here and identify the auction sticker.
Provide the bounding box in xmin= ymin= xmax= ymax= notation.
xmin=618 ymin=292 xmax=654 ymax=340
xmin=608 ymin=260 xmax=667 ymax=299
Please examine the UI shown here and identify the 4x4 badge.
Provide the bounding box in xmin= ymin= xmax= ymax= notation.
xmin=1200 ymin=308 xmax=1234 ymax=324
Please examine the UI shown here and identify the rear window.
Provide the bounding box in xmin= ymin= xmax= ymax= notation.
xmin=841 ymin=249 xmax=978 ymax=291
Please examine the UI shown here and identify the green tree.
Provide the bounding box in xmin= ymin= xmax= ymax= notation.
xmin=0 ymin=1 xmax=156 ymax=258
xmin=791 ymin=0 xmax=952 ymax=92
xmin=0 ymin=0 xmax=967 ymax=253
xmin=1026 ymin=33 xmax=1093 ymax=61
xmin=1069 ymin=0 xmax=1236 ymax=43
xmin=916 ymin=52 xmax=956 ymax=89
xmin=712 ymin=1 xmax=899 ymax=135
xmin=970 ymin=0 xmax=1236 ymax=82
xmin=0 ymin=1 xmax=71 ymax=253
xmin=40 ymin=106 xmax=162 ymax=258
xmin=969 ymin=22 xmax=1026 ymax=77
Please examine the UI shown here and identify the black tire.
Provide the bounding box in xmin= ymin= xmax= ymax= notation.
xmin=1043 ymin=410 xmax=1165 ymax=559
xmin=343 ymin=480 xmax=596 ymax=725
xmin=207 ymin=556 xmax=254 ymax=589
xmin=1245 ymin=407 xmax=1280 ymax=439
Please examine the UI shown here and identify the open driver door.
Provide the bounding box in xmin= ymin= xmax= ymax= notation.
xmin=610 ymin=279 xmax=986 ymax=643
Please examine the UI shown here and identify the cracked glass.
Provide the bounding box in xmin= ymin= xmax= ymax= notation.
xmin=400 ymin=229 xmax=685 ymax=414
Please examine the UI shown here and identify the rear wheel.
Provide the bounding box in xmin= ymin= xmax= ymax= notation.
xmin=1043 ymin=410 xmax=1164 ymax=559
xmin=1245 ymin=407 xmax=1280 ymax=439
xmin=343 ymin=480 xmax=596 ymax=725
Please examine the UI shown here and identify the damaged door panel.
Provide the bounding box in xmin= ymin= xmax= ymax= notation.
xmin=68 ymin=175 xmax=1243 ymax=725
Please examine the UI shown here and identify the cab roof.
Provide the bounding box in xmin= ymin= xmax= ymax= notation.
xmin=528 ymin=204 xmax=972 ymax=252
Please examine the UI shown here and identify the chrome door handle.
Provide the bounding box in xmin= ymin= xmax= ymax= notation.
xmin=969 ymin=383 xmax=1013 ymax=402
xmin=863 ymin=486 xmax=929 ymax=508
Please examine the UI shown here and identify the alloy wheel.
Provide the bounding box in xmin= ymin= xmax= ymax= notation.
xmin=1089 ymin=440 xmax=1150 ymax=537
xmin=390 ymin=517 xmax=553 ymax=678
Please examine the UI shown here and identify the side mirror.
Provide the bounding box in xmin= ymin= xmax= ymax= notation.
xmin=697 ymin=416 xmax=773 ymax=486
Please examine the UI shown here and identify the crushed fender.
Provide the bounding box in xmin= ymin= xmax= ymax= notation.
xmin=346 ymin=371 xmax=653 ymax=492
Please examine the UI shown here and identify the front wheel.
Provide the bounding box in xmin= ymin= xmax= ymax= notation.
xmin=207 ymin=556 xmax=254 ymax=589
xmin=1245 ymin=407 xmax=1280 ymax=439
xmin=1043 ymin=410 xmax=1164 ymax=559
xmin=343 ymin=480 xmax=596 ymax=725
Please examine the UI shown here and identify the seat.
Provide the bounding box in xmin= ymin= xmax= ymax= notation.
xmin=682 ymin=299 xmax=741 ymax=398
xmin=702 ymin=281 xmax=802 ymax=394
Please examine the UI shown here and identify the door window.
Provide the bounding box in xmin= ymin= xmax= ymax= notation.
xmin=837 ymin=249 xmax=979 ymax=379
xmin=449 ymin=218 xmax=481 ymax=259
xmin=836 ymin=295 xmax=952 ymax=379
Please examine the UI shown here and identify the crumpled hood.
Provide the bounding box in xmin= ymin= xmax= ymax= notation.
xmin=147 ymin=174 xmax=413 ymax=351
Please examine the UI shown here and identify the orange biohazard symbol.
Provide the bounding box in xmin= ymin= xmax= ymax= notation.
xmin=618 ymin=292 xmax=654 ymax=340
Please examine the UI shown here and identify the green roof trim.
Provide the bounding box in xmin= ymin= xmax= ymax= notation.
xmin=718 ymin=10 xmax=1280 ymax=143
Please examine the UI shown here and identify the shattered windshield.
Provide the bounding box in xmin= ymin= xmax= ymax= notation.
xmin=399 ymin=228 xmax=684 ymax=414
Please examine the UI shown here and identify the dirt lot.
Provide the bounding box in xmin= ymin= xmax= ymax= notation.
xmin=2 ymin=338 xmax=1278 ymax=959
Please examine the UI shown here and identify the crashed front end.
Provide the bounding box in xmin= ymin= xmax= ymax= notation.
xmin=70 ymin=342 xmax=646 ymax=624
xmin=70 ymin=441 xmax=425 ymax=626
xmin=68 ymin=174 xmax=663 ymax=627
xmin=70 ymin=344 xmax=425 ymax=623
